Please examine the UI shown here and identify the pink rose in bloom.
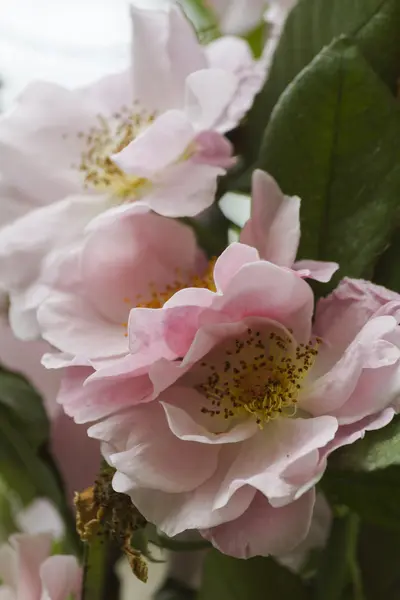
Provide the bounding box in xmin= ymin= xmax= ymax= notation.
xmin=0 ymin=533 xmax=81 ymax=600
xmin=0 ymin=1 xmax=264 ymax=341
xmin=240 ymin=170 xmax=338 ymax=282
xmin=37 ymin=207 xmax=206 ymax=369
xmin=59 ymin=245 xmax=399 ymax=559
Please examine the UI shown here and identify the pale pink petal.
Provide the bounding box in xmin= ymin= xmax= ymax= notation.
xmin=130 ymin=3 xmax=206 ymax=111
xmin=161 ymin=386 xmax=258 ymax=444
xmin=38 ymin=293 xmax=127 ymax=361
xmin=213 ymin=257 xmax=314 ymax=343
xmin=129 ymin=304 xmax=210 ymax=367
xmin=240 ymin=170 xmax=300 ymax=267
xmin=193 ymin=131 xmax=235 ymax=168
xmin=112 ymin=445 xmax=256 ymax=536
xmin=213 ymin=417 xmax=337 ymax=509
xmin=90 ymin=402 xmax=218 ymax=493
xmin=302 ymin=316 xmax=400 ymax=415
xmin=11 ymin=534 xmax=52 ymax=600
xmin=57 ymin=367 xmax=152 ymax=424
xmin=40 ymin=555 xmax=81 ymax=600
xmin=184 ymin=69 xmax=237 ymax=132
xmin=333 ymin=355 xmax=400 ymax=424
xmin=205 ymin=36 xmax=266 ymax=129
xmin=112 ymin=110 xmax=196 ymax=178
xmin=140 ymin=160 xmax=223 ymax=218
xmin=294 ymin=260 xmax=339 ymax=283
xmin=16 ymin=499 xmax=64 ymax=540
xmin=202 ymin=489 xmax=315 ymax=558
xmin=314 ymin=278 xmax=400 ymax=355
xmin=213 ymin=243 xmax=260 ymax=292
xmin=0 ymin=194 xmax=108 ymax=339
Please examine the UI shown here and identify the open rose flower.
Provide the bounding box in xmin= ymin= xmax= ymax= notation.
xmin=221 ymin=169 xmax=338 ymax=282
xmin=37 ymin=206 xmax=207 ymax=374
xmin=38 ymin=170 xmax=336 ymax=379
xmin=0 ymin=1 xmax=264 ymax=340
xmin=57 ymin=244 xmax=399 ymax=559
xmin=0 ymin=533 xmax=81 ymax=600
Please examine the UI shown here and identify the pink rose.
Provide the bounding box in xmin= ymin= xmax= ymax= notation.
xmin=37 ymin=207 xmax=206 ymax=373
xmin=68 ymin=247 xmax=399 ymax=559
xmin=0 ymin=533 xmax=81 ymax=600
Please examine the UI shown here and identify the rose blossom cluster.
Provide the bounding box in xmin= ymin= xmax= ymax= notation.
xmin=0 ymin=0 xmax=400 ymax=564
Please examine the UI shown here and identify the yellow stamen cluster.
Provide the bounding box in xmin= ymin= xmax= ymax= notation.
xmin=197 ymin=328 xmax=320 ymax=427
xmin=72 ymin=104 xmax=156 ymax=199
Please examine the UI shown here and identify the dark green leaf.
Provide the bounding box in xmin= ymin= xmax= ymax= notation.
xmin=373 ymin=230 xmax=400 ymax=292
xmin=198 ymin=549 xmax=310 ymax=600
xmin=257 ymin=38 xmax=400 ymax=289
xmin=330 ymin=416 xmax=400 ymax=472
xmin=314 ymin=513 xmax=361 ymax=600
xmin=0 ymin=367 xmax=49 ymax=448
xmin=245 ymin=0 xmax=400 ymax=160
xmin=0 ymin=404 xmax=79 ymax=553
xmin=321 ymin=466 xmax=400 ymax=531
xmin=358 ymin=522 xmax=400 ymax=600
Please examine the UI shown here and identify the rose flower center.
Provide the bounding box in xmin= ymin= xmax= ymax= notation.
xmin=197 ymin=328 xmax=320 ymax=428
xmin=72 ymin=104 xmax=156 ymax=199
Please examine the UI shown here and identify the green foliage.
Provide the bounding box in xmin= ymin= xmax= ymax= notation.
xmin=0 ymin=367 xmax=49 ymax=448
xmin=358 ymin=522 xmax=400 ymax=600
xmin=0 ymin=366 xmax=78 ymax=552
xmin=314 ymin=513 xmax=361 ymax=600
xmin=178 ymin=0 xmax=220 ymax=43
xmin=198 ymin=549 xmax=310 ymax=600
xmin=321 ymin=466 xmax=400 ymax=531
xmin=257 ymin=38 xmax=400 ymax=289
xmin=244 ymin=0 xmax=400 ymax=161
xmin=373 ymin=230 xmax=400 ymax=292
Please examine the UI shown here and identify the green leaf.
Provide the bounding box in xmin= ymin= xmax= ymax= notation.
xmin=358 ymin=522 xmax=400 ymax=600
xmin=330 ymin=416 xmax=400 ymax=472
xmin=178 ymin=0 xmax=220 ymax=43
xmin=0 ymin=404 xmax=79 ymax=553
xmin=257 ymin=38 xmax=400 ymax=288
xmin=373 ymin=229 xmax=400 ymax=292
xmin=0 ymin=367 xmax=49 ymax=448
xmin=245 ymin=22 xmax=268 ymax=58
xmin=314 ymin=513 xmax=362 ymax=600
xmin=321 ymin=466 xmax=400 ymax=531
xmin=245 ymin=0 xmax=400 ymax=161
xmin=198 ymin=549 xmax=310 ymax=600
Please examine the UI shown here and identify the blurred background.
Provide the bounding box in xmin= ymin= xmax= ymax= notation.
xmin=0 ymin=0 xmax=132 ymax=109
